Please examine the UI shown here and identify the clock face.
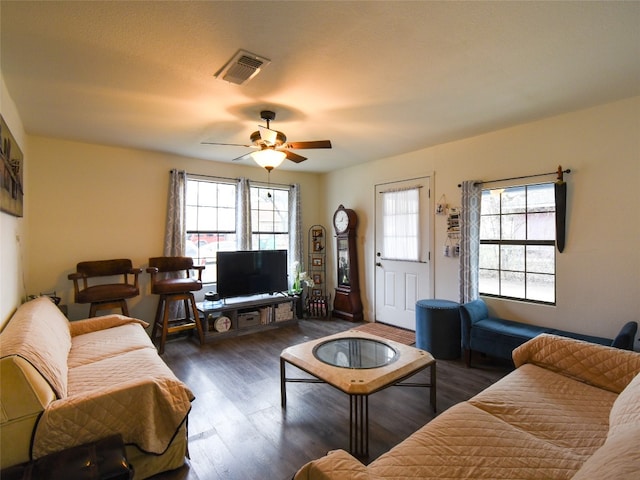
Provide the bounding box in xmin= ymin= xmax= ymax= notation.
xmin=334 ymin=210 xmax=349 ymax=233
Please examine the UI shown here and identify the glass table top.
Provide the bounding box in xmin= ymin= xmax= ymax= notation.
xmin=313 ymin=337 xmax=398 ymax=369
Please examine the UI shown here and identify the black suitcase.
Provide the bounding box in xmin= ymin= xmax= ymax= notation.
xmin=1 ymin=434 xmax=133 ymax=480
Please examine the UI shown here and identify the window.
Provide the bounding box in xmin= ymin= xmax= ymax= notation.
xmin=250 ymin=185 xmax=289 ymax=250
xmin=185 ymin=178 xmax=237 ymax=284
xmin=479 ymin=183 xmax=556 ymax=304
xmin=381 ymin=187 xmax=420 ymax=261
xmin=185 ymin=178 xmax=293 ymax=285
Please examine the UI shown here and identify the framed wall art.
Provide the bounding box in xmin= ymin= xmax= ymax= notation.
xmin=1 ymin=115 xmax=24 ymax=217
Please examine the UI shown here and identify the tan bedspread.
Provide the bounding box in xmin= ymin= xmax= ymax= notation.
xmin=294 ymin=334 xmax=640 ymax=480
xmin=0 ymin=297 xmax=72 ymax=398
xmin=1 ymin=304 xmax=194 ymax=459
xmin=33 ymin=347 xmax=194 ymax=457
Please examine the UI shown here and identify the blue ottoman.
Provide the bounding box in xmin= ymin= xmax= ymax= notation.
xmin=416 ymin=299 xmax=461 ymax=359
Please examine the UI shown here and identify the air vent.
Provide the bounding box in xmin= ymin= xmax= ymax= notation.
xmin=214 ymin=50 xmax=271 ymax=85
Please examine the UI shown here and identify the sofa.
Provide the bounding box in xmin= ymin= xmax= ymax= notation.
xmin=461 ymin=298 xmax=637 ymax=366
xmin=293 ymin=334 xmax=640 ymax=479
xmin=0 ymin=297 xmax=194 ymax=479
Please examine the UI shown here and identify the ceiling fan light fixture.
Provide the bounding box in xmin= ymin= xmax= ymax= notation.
xmin=251 ymin=148 xmax=287 ymax=171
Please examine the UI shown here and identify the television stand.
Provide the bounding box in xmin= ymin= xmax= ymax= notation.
xmin=197 ymin=294 xmax=299 ymax=341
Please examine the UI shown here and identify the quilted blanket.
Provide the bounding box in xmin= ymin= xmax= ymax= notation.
xmin=1 ymin=298 xmax=194 ymax=459
xmin=33 ymin=346 xmax=194 ymax=457
xmin=38 ymin=313 xmax=193 ymax=458
xmin=294 ymin=334 xmax=640 ymax=480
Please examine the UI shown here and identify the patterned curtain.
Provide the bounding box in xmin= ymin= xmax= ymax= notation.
xmin=164 ymin=169 xmax=187 ymax=256
xmin=459 ymin=180 xmax=482 ymax=303
xmin=288 ymin=184 xmax=303 ymax=290
xmin=236 ymin=178 xmax=251 ymax=250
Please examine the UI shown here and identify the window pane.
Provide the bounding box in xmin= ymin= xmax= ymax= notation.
xmin=501 ymin=214 xmax=526 ymax=240
xmin=274 ymin=234 xmax=289 ymax=250
xmin=500 ymin=245 xmax=524 ymax=271
xmin=218 ymin=183 xmax=236 ymax=207
xmin=527 ymin=183 xmax=555 ymax=213
xmin=527 ymin=212 xmax=555 ymax=240
xmin=186 ymin=205 xmax=198 ymax=231
xmin=526 ymin=245 xmax=555 ymax=274
xmin=481 ymin=190 xmax=500 ymax=215
xmin=381 ymin=188 xmax=420 ymax=261
xmin=526 ymin=273 xmax=555 ymax=303
xmin=198 ymin=182 xmax=218 ymax=207
xmin=502 ymin=186 xmax=526 ymax=214
xmin=218 ymin=206 xmax=235 ymax=231
xmin=198 ymin=206 xmax=218 ymax=231
xmin=479 ymin=244 xmax=499 ymax=269
xmin=479 ymin=269 xmax=500 ymax=295
xmin=480 ymin=214 xmax=500 ymax=240
xmin=501 ymin=271 xmax=525 ymax=298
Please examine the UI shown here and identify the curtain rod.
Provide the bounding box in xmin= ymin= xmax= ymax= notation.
xmin=458 ymin=166 xmax=571 ymax=188
xmin=181 ymin=170 xmax=293 ymax=188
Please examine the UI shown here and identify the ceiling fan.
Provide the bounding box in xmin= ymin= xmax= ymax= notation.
xmin=202 ymin=110 xmax=332 ymax=170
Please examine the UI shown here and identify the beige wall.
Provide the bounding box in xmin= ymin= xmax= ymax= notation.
xmin=25 ymin=137 xmax=324 ymax=321
xmin=0 ymin=75 xmax=26 ymax=328
xmin=4 ymin=92 xmax=639 ymax=344
xmin=324 ymin=97 xmax=640 ymax=342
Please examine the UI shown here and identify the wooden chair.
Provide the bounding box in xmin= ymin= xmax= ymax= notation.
xmin=147 ymin=256 xmax=205 ymax=354
xmin=68 ymin=259 xmax=142 ymax=317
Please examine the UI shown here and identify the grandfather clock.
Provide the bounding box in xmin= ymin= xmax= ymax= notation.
xmin=332 ymin=205 xmax=363 ymax=322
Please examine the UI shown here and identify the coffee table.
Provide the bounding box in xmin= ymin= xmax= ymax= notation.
xmin=280 ymin=330 xmax=436 ymax=457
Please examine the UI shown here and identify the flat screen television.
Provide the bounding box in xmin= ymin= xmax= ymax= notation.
xmin=216 ymin=250 xmax=289 ymax=299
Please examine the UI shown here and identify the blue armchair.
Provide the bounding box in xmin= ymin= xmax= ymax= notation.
xmin=460 ymin=298 xmax=637 ymax=367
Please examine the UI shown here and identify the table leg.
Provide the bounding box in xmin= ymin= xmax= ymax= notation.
xmin=350 ymin=394 xmax=369 ymax=458
xmin=430 ymin=362 xmax=437 ymax=413
xmin=280 ymin=357 xmax=287 ymax=408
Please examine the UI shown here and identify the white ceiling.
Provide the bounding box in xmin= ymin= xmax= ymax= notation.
xmin=2 ymin=1 xmax=639 ymax=173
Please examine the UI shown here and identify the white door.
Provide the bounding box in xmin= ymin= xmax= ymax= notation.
xmin=375 ymin=177 xmax=433 ymax=330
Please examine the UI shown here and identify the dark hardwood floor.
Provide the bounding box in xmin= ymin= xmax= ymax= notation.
xmin=152 ymin=318 xmax=511 ymax=480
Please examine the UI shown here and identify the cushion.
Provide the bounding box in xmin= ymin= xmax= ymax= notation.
xmin=571 ymin=427 xmax=640 ymax=480
xmin=512 ymin=334 xmax=640 ymax=394
xmin=367 ymin=402 xmax=587 ymax=479
xmin=0 ymin=297 xmax=71 ymax=398
xmin=69 ymin=322 xmax=154 ymax=368
xmin=469 ymin=364 xmax=615 ymax=455
xmin=460 ymin=299 xmax=489 ymax=325
xmin=608 ymin=372 xmax=640 ymax=438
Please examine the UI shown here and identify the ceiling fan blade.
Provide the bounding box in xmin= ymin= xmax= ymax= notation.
xmin=284 ymin=150 xmax=307 ymax=163
xmin=258 ymin=125 xmax=278 ymax=146
xmin=231 ymin=152 xmax=253 ymax=162
xmin=201 ymin=141 xmax=254 ymax=147
xmin=285 ymin=140 xmax=332 ymax=150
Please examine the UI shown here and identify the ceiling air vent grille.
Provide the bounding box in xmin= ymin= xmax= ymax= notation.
xmin=215 ymin=50 xmax=271 ymax=85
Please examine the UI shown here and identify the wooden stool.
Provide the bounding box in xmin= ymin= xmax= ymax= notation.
xmin=147 ymin=257 xmax=205 ymax=354
xmin=151 ymin=291 xmax=204 ymax=354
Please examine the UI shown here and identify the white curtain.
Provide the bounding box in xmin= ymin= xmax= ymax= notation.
xmin=288 ymin=184 xmax=303 ymax=290
xmin=236 ymin=177 xmax=251 ymax=250
xmin=459 ymin=180 xmax=482 ymax=303
xmin=381 ymin=187 xmax=420 ymax=261
xmin=164 ymin=169 xmax=187 ymax=256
